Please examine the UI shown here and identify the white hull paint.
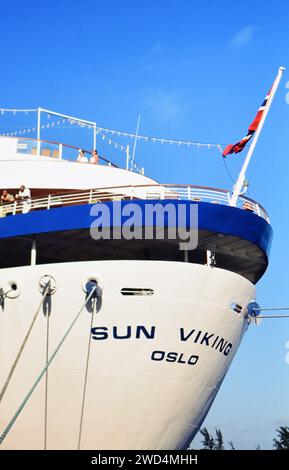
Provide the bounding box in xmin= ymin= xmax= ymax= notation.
xmin=0 ymin=261 xmax=255 ymax=449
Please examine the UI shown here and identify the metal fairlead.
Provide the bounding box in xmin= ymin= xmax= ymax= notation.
xmin=39 ymin=275 xmax=57 ymax=295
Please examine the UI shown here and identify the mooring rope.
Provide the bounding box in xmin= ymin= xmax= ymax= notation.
xmin=0 ymin=282 xmax=51 ymax=404
xmin=77 ymin=306 xmax=96 ymax=450
xmin=44 ymin=308 xmax=50 ymax=450
xmin=0 ymin=286 xmax=97 ymax=446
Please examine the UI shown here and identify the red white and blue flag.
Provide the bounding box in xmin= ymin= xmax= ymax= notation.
xmin=222 ymin=86 xmax=273 ymax=157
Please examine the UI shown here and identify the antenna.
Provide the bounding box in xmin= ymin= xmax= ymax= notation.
xmin=131 ymin=114 xmax=141 ymax=170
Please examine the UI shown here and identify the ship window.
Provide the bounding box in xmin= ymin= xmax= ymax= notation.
xmin=121 ymin=288 xmax=154 ymax=296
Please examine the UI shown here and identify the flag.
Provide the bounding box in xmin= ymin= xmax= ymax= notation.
xmin=222 ymin=85 xmax=273 ymax=157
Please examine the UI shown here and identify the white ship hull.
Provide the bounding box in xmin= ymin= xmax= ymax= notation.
xmin=0 ymin=260 xmax=254 ymax=449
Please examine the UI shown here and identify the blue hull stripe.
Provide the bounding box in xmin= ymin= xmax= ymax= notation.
xmin=0 ymin=200 xmax=272 ymax=258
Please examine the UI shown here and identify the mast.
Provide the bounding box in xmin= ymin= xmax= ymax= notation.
xmin=230 ymin=66 xmax=285 ymax=206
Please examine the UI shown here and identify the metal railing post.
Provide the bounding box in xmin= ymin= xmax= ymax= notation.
xmin=256 ymin=203 xmax=261 ymax=216
xmin=125 ymin=145 xmax=130 ymax=170
xmin=93 ymin=123 xmax=97 ymax=150
xmin=31 ymin=240 xmax=37 ymax=266
xmin=59 ymin=143 xmax=63 ymax=159
xmin=12 ymin=201 xmax=17 ymax=215
xmin=227 ymin=191 xmax=232 ymax=206
xmin=37 ymin=107 xmax=41 ymax=156
xmin=47 ymin=195 xmax=51 ymax=210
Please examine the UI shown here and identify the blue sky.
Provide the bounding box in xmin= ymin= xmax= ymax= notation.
xmin=1 ymin=0 xmax=289 ymax=449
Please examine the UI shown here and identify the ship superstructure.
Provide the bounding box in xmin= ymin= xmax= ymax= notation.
xmin=0 ymin=129 xmax=272 ymax=450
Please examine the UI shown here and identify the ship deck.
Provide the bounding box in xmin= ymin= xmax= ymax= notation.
xmin=0 ymin=186 xmax=272 ymax=284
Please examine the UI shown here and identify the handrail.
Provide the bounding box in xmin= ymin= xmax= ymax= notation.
xmin=2 ymin=136 xmax=119 ymax=167
xmin=0 ymin=183 xmax=270 ymax=223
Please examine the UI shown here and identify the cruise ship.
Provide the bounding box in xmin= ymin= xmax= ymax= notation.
xmin=0 ymin=108 xmax=273 ymax=450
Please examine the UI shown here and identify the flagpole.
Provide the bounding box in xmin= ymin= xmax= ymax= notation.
xmin=230 ymin=66 xmax=285 ymax=206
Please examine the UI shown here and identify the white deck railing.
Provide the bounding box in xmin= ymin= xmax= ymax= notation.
xmin=0 ymin=184 xmax=269 ymax=223
xmin=4 ymin=137 xmax=119 ymax=167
